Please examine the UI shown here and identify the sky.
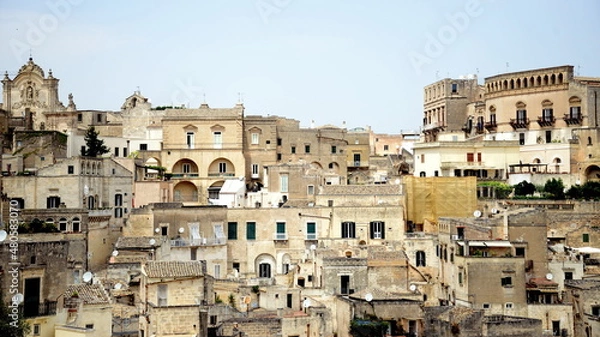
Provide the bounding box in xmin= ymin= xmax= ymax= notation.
xmin=1 ymin=0 xmax=599 ymax=134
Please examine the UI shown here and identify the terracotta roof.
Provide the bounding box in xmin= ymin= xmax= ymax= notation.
xmin=115 ymin=236 xmax=162 ymax=249
xmin=65 ymin=284 xmax=111 ymax=305
xmin=144 ymin=260 xmax=205 ymax=278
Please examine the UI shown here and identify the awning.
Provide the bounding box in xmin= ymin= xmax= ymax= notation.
xmin=456 ymin=241 xmax=512 ymax=247
xmin=574 ymin=247 xmax=600 ymax=254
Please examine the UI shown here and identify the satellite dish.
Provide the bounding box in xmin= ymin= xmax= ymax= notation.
xmin=365 ymin=293 xmax=373 ymax=302
xmin=112 ymin=250 xmax=119 ymax=257
xmin=473 ymin=210 xmax=482 ymax=218
xmin=491 ymin=208 xmax=499 ymax=214
xmin=149 ymin=239 xmax=156 ymax=246
xmin=302 ymin=299 xmax=311 ymax=308
xmin=546 ymin=273 xmax=554 ymax=280
xmin=12 ymin=293 xmax=24 ymax=304
xmin=310 ymin=244 xmax=317 ymax=251
xmin=0 ymin=230 xmax=7 ymax=242
xmin=409 ymin=284 xmax=417 ymax=292
xmin=178 ymin=227 xmax=185 ymax=234
xmin=155 ymin=228 xmax=160 ymax=234
xmin=114 ymin=283 xmax=122 ymax=290
xmin=82 ymin=271 xmax=93 ymax=283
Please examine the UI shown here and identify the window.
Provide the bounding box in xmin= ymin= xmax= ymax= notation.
xmin=182 ymin=163 xmax=191 ymax=173
xmin=516 ymin=109 xmax=527 ymax=123
xmin=307 ymin=185 xmax=314 ymax=195
xmin=451 ymin=83 xmax=457 ymax=93
xmin=341 ymin=221 xmax=355 ymax=238
xmin=252 ymin=164 xmax=259 ymax=177
xmin=564 ymin=271 xmax=573 ymax=280
xmin=114 ymin=147 xmax=119 ymax=157
xmin=416 ymin=251 xmax=426 ymax=267
xmin=218 ymin=162 xmax=227 ymax=173
xmin=420 ymin=154 xmax=424 ymax=163
xmin=275 ymin=222 xmax=287 ymax=240
xmin=72 ymin=218 xmax=80 ymax=232
xmin=213 ymin=131 xmax=222 ymax=149
xmin=232 ymin=262 xmax=240 ymax=273
xmin=515 ymin=247 xmax=525 ymax=257
xmin=467 ymin=153 xmax=474 ymax=162
xmin=251 ymin=133 xmax=259 ymax=145
xmin=583 ymin=233 xmax=590 ymax=243
xmin=592 ymin=305 xmax=600 ymax=316
xmin=542 ymin=108 xmax=554 ymax=122
xmin=114 ymin=194 xmax=123 ymax=218
xmin=370 ymin=221 xmax=385 ymax=239
xmin=96 ymin=114 xmax=102 ymax=123
xmin=277 ymin=138 xmax=282 ymax=146
xmin=47 ymin=196 xmax=61 ymax=209
xmin=287 ymin=294 xmax=293 ymax=308
xmin=157 ymin=284 xmax=167 ymax=307
xmin=305 ymin=144 xmax=310 ymax=153
xmin=246 ymin=222 xmax=256 ymax=240
xmin=186 ymin=132 xmax=194 ymax=149
xmin=11 ymin=198 xmax=24 ymax=209
xmin=306 ymin=222 xmax=317 ymax=240
xmin=505 ymin=302 xmax=513 ymax=309
xmin=291 ymin=146 xmax=296 ymax=154
xmin=139 ymin=143 xmax=148 ymax=151
xmin=259 ymin=263 xmax=271 ymax=278
xmin=280 ymin=174 xmax=288 ymax=193
xmin=331 ymin=145 xmax=337 ymax=154
xmin=277 ymin=153 xmax=282 ymax=161
xmin=482 ymin=303 xmax=490 ymax=309
xmin=59 ymin=218 xmax=67 ymax=231
xmin=570 ymin=106 xmax=581 ymax=119
xmin=214 ymin=264 xmax=221 ymax=279
xmin=68 ymin=165 xmax=74 ymax=174
xmin=546 ymin=130 xmax=552 ymax=143
xmin=123 ymin=147 xmax=128 ymax=157
xmin=210 ymin=315 xmax=218 ymax=325
xmin=33 ymin=324 xmax=41 ymax=336
xmin=458 ymin=271 xmax=463 ymax=285
xmin=81 ymin=145 xmax=86 ymax=156
xmin=227 ymin=222 xmax=238 ymax=240
xmin=519 ymin=133 xmax=525 ymax=145
xmin=354 ymin=153 xmax=361 ymax=166
xmin=77 ymin=113 xmax=82 ymax=122
xmin=490 ymin=113 xmax=497 ymax=124
xmin=383 ymin=145 xmax=389 ymax=151
xmin=501 ymin=276 xmax=512 ymax=287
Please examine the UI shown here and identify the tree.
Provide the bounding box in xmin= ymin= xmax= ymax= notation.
xmin=81 ymin=126 xmax=109 ymax=157
xmin=513 ymin=180 xmax=535 ymax=196
xmin=0 ymin=301 xmax=30 ymax=337
xmin=544 ymin=178 xmax=565 ymax=200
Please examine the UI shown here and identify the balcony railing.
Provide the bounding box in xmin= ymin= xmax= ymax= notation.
xmin=563 ymin=113 xmax=583 ymax=125
xmin=162 ymin=143 xmax=243 ymax=151
xmin=170 ymin=238 xmax=226 ymax=247
xmin=274 ymin=233 xmax=288 ymax=241
xmin=484 ymin=120 xmax=497 ymax=131
xmin=207 ymin=172 xmax=235 ymax=177
xmin=537 ymin=116 xmax=556 ymax=127
xmin=509 ymin=118 xmax=530 ymax=129
xmin=19 ymin=301 xmax=57 ymax=318
xmin=171 ymin=173 xmax=199 ymax=179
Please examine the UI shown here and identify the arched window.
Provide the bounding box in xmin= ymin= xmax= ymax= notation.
xmin=553 ymin=158 xmax=561 ymax=173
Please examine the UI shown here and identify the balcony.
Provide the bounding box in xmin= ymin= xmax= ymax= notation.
xmin=563 ymin=113 xmax=583 ymax=126
xmin=171 ymin=172 xmax=199 ymax=179
xmin=306 ymin=233 xmax=317 ymax=240
xmin=170 ymin=237 xmax=226 ymax=247
xmin=537 ymin=116 xmax=556 ymax=127
xmin=20 ymin=301 xmax=57 ymax=318
xmin=509 ymin=118 xmax=530 ymax=129
xmin=484 ymin=120 xmax=497 ymax=131
xmin=207 ymin=172 xmax=235 ymax=177
xmin=274 ymin=233 xmax=288 ymax=241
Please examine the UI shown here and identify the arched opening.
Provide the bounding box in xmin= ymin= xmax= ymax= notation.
xmin=87 ymin=195 xmax=96 ymax=210
xmin=328 ymin=162 xmax=340 ymax=173
xmin=543 ymin=75 xmax=549 ymax=85
xmin=207 ymin=181 xmax=224 ymax=201
xmin=208 ymin=158 xmax=235 ymax=177
xmin=584 ymin=165 xmax=600 ymax=182
xmin=516 ymin=78 xmax=521 ymax=89
xmin=72 ymin=217 xmax=80 ymax=232
xmin=550 ymin=74 xmax=556 ymax=85
xmin=145 ymin=157 xmax=162 ymax=179
xmin=552 ymin=158 xmax=561 ymax=173
xmin=173 ymin=181 xmax=198 ymax=202
xmin=281 ymin=253 xmax=291 ymax=275
xmin=503 ymin=80 xmax=508 ymax=90
xmin=510 ymin=79 xmax=514 ymax=89
xmin=536 ymin=76 xmax=542 ymax=86
xmin=59 ymin=218 xmax=67 ymax=231
xmin=172 ymin=158 xmax=199 ymax=178
xmin=255 ymin=254 xmax=275 ymax=278
xmin=558 ymin=73 xmax=564 ymax=84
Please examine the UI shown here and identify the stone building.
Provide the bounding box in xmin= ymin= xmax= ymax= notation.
xmin=564 ymin=279 xmax=600 ymax=337
xmin=139 ymin=260 xmax=214 ymax=337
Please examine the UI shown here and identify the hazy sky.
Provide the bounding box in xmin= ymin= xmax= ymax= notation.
xmin=1 ymin=0 xmax=599 ymax=133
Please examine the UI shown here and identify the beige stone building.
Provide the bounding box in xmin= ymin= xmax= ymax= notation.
xmin=139 ymin=260 xmax=214 ymax=337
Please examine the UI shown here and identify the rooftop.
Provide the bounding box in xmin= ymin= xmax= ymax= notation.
xmin=143 ymin=260 xmax=205 ymax=279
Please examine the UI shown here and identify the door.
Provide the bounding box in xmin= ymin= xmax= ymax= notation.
xmin=24 ymin=278 xmax=41 ymax=317
xmin=340 ymin=275 xmax=350 ymax=295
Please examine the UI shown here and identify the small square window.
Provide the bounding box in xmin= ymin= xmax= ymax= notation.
xmin=583 ymin=233 xmax=590 ymax=243
xmin=77 ymin=113 xmax=82 ymax=122
xmin=505 ymin=302 xmax=513 ymax=309
xmin=305 ymin=145 xmax=310 ymax=153
xmin=482 ymin=303 xmax=490 ymax=309
xmin=277 ymin=138 xmax=282 ymax=146
xmin=68 ymin=165 xmax=74 ymax=174
xmin=331 ymin=145 xmax=337 ymax=154
xmin=291 ymin=146 xmax=296 ymax=154
xmin=139 ymin=144 xmax=148 ymax=151
xmin=33 ymin=324 xmax=41 ymax=336
xmin=383 ymin=145 xmax=389 ymax=151
xmin=85 ymin=324 xmax=94 ymax=330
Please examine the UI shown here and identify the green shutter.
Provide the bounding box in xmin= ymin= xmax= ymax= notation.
xmin=307 ymin=222 xmax=316 ymax=234
xmin=227 ymin=222 xmax=237 ymax=240
xmin=276 ymin=222 xmax=286 ymax=234
xmin=247 ymin=222 xmax=256 ymax=240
